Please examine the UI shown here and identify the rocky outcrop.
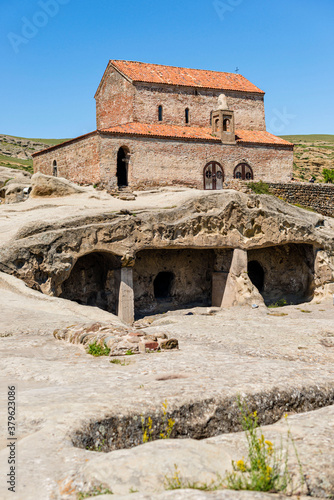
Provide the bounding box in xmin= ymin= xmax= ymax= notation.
xmin=0 ymin=166 xmax=32 ymax=203
xmin=0 ymin=191 xmax=333 ymax=301
xmin=30 ymin=172 xmax=86 ymax=198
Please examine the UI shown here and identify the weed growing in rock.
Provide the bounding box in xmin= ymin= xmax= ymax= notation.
xmin=110 ymin=358 xmax=130 ymax=366
xmin=164 ymin=401 xmax=304 ymax=495
xmin=268 ymin=299 xmax=288 ymax=308
xmin=141 ymin=399 xmax=175 ymax=443
xmin=87 ymin=342 xmax=110 ymax=357
xmin=77 ymin=484 xmax=113 ymax=498
xmin=125 ymin=349 xmax=135 ymax=355
xmin=165 ymin=465 xmax=223 ymax=491
xmin=300 ymin=309 xmax=311 ymax=313
xmin=225 ymin=401 xmax=304 ymax=494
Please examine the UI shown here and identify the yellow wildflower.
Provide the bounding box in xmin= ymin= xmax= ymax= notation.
xmin=236 ymin=459 xmax=247 ymax=472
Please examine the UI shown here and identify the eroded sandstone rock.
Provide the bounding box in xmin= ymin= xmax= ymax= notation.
xmin=30 ymin=172 xmax=86 ymax=197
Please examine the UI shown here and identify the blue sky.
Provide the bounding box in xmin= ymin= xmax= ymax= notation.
xmin=1 ymin=0 xmax=333 ymax=138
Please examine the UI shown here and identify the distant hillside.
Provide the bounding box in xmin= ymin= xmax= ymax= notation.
xmin=0 ymin=134 xmax=69 ymax=174
xmin=280 ymin=134 xmax=334 ymax=182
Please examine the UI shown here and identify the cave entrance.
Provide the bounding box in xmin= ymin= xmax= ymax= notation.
xmin=154 ymin=272 xmax=174 ymax=299
xmin=60 ymin=252 xmax=121 ymax=313
xmin=248 ymin=260 xmax=264 ymax=292
xmin=133 ymin=249 xmax=216 ymax=317
xmin=247 ymin=244 xmax=315 ymax=306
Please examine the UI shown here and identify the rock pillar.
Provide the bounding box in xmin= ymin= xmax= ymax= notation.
xmin=212 ymin=272 xmax=229 ymax=307
xmin=221 ymin=249 xmax=248 ymax=308
xmin=116 ymin=268 xmax=134 ymax=325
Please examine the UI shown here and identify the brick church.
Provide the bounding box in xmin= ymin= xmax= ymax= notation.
xmin=33 ymin=60 xmax=293 ymax=190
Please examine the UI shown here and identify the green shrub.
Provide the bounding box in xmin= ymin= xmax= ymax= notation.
xmin=268 ymin=299 xmax=287 ymax=308
xmin=323 ymin=168 xmax=334 ymax=183
xmin=248 ymin=181 xmax=271 ymax=195
xmin=87 ymin=341 xmax=110 ymax=357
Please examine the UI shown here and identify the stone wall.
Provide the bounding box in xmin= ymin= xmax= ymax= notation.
xmin=94 ymin=67 xmax=266 ymax=130
xmin=268 ymin=182 xmax=334 ymax=217
xmin=99 ymin=134 xmax=293 ymax=189
xmin=133 ymin=84 xmax=266 ymax=130
xmin=33 ymin=133 xmax=293 ymax=190
xmin=95 ymin=66 xmax=135 ymax=129
xmin=33 ymin=134 xmax=100 ymax=185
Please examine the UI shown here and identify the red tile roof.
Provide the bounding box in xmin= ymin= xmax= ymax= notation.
xmin=32 ymin=124 xmax=293 ymax=157
xmin=110 ymin=60 xmax=265 ymax=94
xmin=101 ymin=122 xmax=218 ymax=142
xmin=101 ymin=122 xmax=293 ymax=147
xmin=236 ymin=130 xmax=293 ymax=146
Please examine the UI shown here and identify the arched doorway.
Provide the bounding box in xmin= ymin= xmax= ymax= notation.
xmin=234 ymin=163 xmax=253 ymax=180
xmin=248 ymin=260 xmax=265 ymax=292
xmin=203 ymin=161 xmax=224 ymax=190
xmin=117 ymin=147 xmax=129 ymax=187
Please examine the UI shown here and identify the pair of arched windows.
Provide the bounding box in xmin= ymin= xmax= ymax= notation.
xmin=158 ymin=106 xmax=190 ymax=124
xmin=204 ymin=161 xmax=254 ymax=190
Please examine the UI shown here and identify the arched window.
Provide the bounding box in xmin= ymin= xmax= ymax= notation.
xmin=214 ymin=118 xmax=220 ymax=132
xmin=223 ymin=118 xmax=230 ymax=132
xmin=233 ymin=163 xmax=253 ymax=181
xmin=185 ymin=108 xmax=190 ymax=124
xmin=52 ymin=160 xmax=58 ymax=177
xmin=158 ymin=105 xmax=163 ymax=122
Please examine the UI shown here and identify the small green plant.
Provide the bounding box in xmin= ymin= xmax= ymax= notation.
xmin=125 ymin=349 xmax=135 ymax=356
xmin=224 ymin=400 xmax=304 ymax=494
xmin=323 ymin=168 xmax=334 ymax=183
xmin=86 ymin=438 xmax=106 ymax=452
xmin=248 ymin=181 xmax=271 ymax=195
xmin=110 ymin=358 xmax=130 ymax=366
xmin=300 ymin=309 xmax=311 ymax=313
xmin=165 ymin=465 xmax=223 ymax=491
xmin=141 ymin=399 xmax=175 ymax=443
xmin=77 ymin=485 xmax=113 ymax=498
xmin=87 ymin=342 xmax=110 ymax=357
xmin=268 ymin=299 xmax=287 ymax=308
xmin=293 ymin=203 xmax=316 ymax=212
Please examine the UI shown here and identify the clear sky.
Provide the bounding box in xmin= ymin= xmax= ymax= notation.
xmin=1 ymin=0 xmax=333 ymax=138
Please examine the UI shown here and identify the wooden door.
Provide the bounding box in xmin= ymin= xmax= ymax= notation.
xmin=204 ymin=161 xmax=224 ymax=190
